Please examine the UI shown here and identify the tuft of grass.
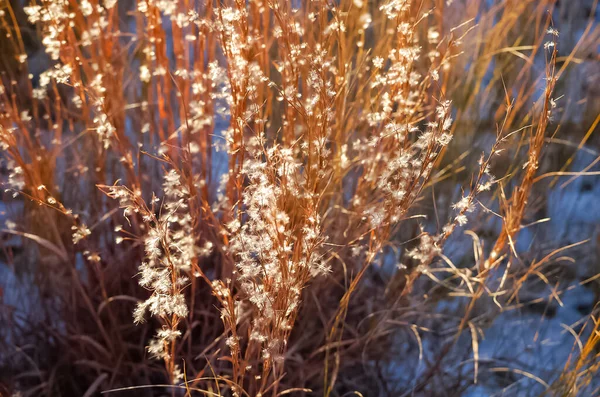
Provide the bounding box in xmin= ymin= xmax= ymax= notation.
xmin=0 ymin=0 xmax=598 ymax=396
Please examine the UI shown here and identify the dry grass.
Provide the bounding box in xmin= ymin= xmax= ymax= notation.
xmin=0 ymin=0 xmax=598 ymax=396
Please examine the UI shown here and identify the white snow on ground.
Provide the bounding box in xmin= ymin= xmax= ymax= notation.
xmin=465 ymin=151 xmax=600 ymax=395
xmin=383 ymin=148 xmax=600 ymax=395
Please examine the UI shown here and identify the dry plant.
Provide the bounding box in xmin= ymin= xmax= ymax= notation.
xmin=0 ymin=0 xmax=598 ymax=396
